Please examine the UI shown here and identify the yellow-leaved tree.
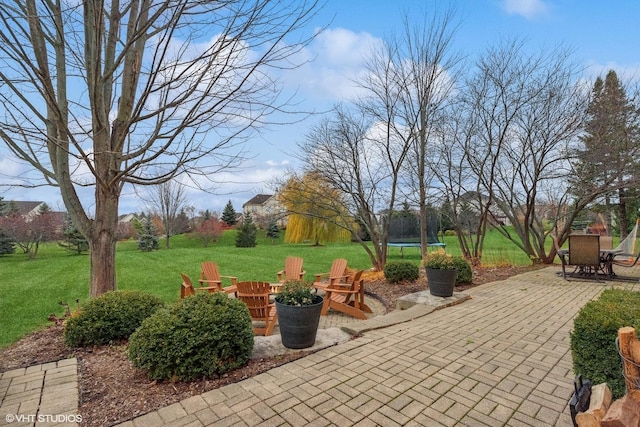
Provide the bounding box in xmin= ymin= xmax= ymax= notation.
xmin=278 ymin=172 xmax=352 ymax=245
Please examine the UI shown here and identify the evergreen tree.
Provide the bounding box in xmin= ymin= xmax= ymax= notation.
xmin=235 ymin=213 xmax=257 ymax=247
xmin=7 ymin=201 xmax=19 ymax=215
xmin=59 ymin=214 xmax=89 ymax=254
xmin=0 ymin=229 xmax=15 ymax=255
xmin=266 ymin=217 xmax=280 ymax=244
xmin=137 ymin=217 xmax=160 ymax=251
xmin=38 ymin=202 xmax=51 ymax=214
xmin=0 ymin=196 xmax=8 ymax=216
xmin=221 ymin=201 xmax=238 ymax=226
xmin=573 ymin=70 xmax=640 ymax=236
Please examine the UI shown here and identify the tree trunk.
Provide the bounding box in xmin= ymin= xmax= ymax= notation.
xmin=418 ymin=103 xmax=428 ymax=261
xmin=419 ymin=204 xmax=428 ymax=260
xmin=89 ymin=230 xmax=117 ymax=297
xmin=89 ymin=186 xmax=120 ymax=297
xmin=618 ymin=187 xmax=628 ymax=237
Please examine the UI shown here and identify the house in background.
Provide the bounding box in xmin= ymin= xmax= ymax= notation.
xmin=118 ymin=213 xmax=137 ymax=224
xmin=3 ymin=200 xmax=66 ymax=233
xmin=5 ymin=201 xmax=47 ymax=221
xmin=242 ymin=194 xmax=287 ymax=228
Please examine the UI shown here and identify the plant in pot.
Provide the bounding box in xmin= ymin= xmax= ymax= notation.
xmin=274 ymin=280 xmax=324 ymax=349
xmin=424 ymin=250 xmax=457 ymax=297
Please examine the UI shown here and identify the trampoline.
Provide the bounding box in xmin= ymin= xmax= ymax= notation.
xmin=387 ymin=215 xmax=446 ymax=256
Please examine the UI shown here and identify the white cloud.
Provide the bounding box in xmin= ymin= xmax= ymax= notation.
xmin=0 ymin=155 xmax=24 ymax=183
xmin=286 ymin=27 xmax=383 ymax=101
xmin=503 ymin=0 xmax=549 ymax=20
xmin=265 ymin=159 xmax=290 ymax=167
xmin=583 ymin=60 xmax=640 ymax=84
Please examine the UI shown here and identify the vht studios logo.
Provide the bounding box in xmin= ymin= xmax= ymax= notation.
xmin=5 ymin=413 xmax=83 ymax=423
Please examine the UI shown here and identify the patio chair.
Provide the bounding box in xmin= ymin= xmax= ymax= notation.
xmin=312 ymin=258 xmax=349 ymax=293
xmin=612 ymin=219 xmax=640 ymax=268
xmin=200 ymin=261 xmax=238 ymax=295
xmin=321 ymin=270 xmax=372 ymax=320
xmin=599 ymin=235 xmax=613 ymax=249
xmin=276 ymin=256 xmax=306 ymax=282
xmin=557 ymin=234 xmax=601 ymax=279
xmin=612 ymin=251 xmax=640 ymax=268
xmin=179 ymin=273 xmax=219 ymax=298
xmin=236 ymin=281 xmax=278 ymax=336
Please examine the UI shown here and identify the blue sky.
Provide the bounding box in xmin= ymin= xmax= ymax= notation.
xmin=2 ymin=0 xmax=639 ymax=216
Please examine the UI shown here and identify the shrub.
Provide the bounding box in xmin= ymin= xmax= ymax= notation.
xmin=384 ymin=261 xmax=419 ymax=284
xmin=452 ymin=256 xmax=473 ymax=284
xmin=423 ymin=250 xmax=472 ymax=284
xmin=64 ymin=290 xmax=165 ymax=347
xmin=128 ymin=292 xmax=254 ymax=381
xmin=195 ymin=217 xmax=224 ymax=247
xmin=570 ymin=289 xmax=640 ymax=398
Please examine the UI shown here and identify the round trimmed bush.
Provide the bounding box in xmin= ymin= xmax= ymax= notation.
xmin=64 ymin=290 xmax=165 ymax=347
xmin=128 ymin=292 xmax=254 ymax=381
xmin=384 ymin=261 xmax=419 ymax=284
xmin=452 ymin=256 xmax=473 ymax=284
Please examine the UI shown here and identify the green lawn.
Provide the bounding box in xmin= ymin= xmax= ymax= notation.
xmin=0 ymin=228 xmax=534 ymax=348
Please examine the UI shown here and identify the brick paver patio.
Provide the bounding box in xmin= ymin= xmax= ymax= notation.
xmin=115 ymin=267 xmax=640 ymax=426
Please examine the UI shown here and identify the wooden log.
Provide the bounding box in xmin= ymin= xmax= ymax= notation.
xmin=618 ymin=327 xmax=640 ymax=393
xmin=630 ymin=339 xmax=640 ymax=364
xmin=630 ymin=389 xmax=640 ymax=405
xmin=576 ymin=383 xmax=612 ymax=427
xmin=601 ymin=395 xmax=640 ymax=427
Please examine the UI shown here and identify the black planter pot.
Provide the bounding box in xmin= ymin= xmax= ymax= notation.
xmin=426 ymin=268 xmax=457 ymax=297
xmin=275 ymin=295 xmax=324 ymax=349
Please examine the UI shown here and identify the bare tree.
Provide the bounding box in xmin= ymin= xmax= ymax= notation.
xmin=488 ymin=45 xmax=589 ymax=263
xmin=441 ymin=39 xmax=591 ymax=264
xmin=295 ymin=7 xmax=461 ymax=269
xmin=431 ymin=100 xmax=480 ymax=262
xmin=392 ymin=7 xmax=462 ymax=260
xmin=143 ymin=179 xmax=187 ymax=248
xmin=0 ymin=0 xmax=319 ymax=296
xmin=298 ymin=102 xmax=409 ymax=270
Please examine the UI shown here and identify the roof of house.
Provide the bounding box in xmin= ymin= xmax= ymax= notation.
xmin=118 ymin=213 xmax=137 ymax=223
xmin=243 ymin=194 xmax=273 ymax=207
xmin=5 ymin=201 xmax=45 ymax=216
